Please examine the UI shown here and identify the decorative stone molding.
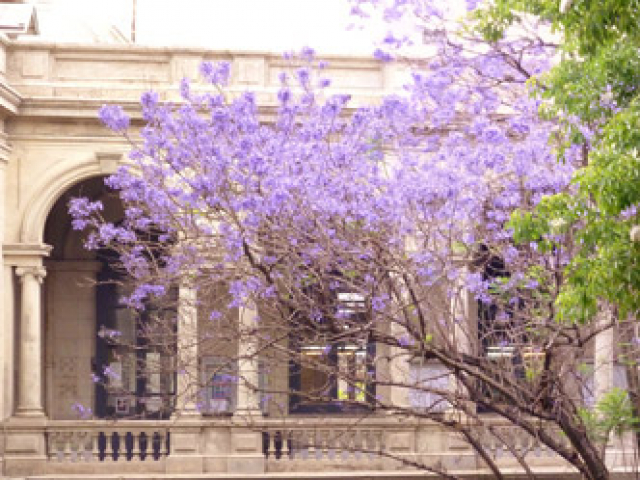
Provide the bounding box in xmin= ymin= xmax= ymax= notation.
xmin=236 ymin=57 xmax=265 ymax=86
xmin=96 ymin=151 xmax=123 ymax=174
xmin=3 ymin=243 xmax=51 ymax=267
xmin=0 ymin=80 xmax=21 ymax=117
xmin=0 ymin=131 xmax=10 ymax=164
xmin=18 ymin=160 xmax=107 ymax=243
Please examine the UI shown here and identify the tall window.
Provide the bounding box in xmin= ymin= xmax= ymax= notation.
xmin=475 ymin=245 xmax=528 ymax=408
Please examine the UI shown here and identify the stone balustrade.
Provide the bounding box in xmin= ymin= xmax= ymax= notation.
xmin=47 ymin=424 xmax=169 ymax=463
xmin=1 ymin=415 xmax=599 ymax=477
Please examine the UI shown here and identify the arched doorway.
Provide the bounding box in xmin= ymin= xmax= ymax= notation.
xmin=43 ymin=176 xmax=120 ymax=419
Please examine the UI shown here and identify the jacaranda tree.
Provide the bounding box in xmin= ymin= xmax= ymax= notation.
xmin=69 ymin=1 xmax=623 ymax=477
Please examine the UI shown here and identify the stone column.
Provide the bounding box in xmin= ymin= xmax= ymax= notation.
xmin=228 ymin=302 xmax=265 ymax=475
xmin=175 ymin=285 xmax=200 ymax=416
xmin=167 ymin=285 xmax=204 ymax=474
xmin=0 ymin=135 xmax=8 ymax=420
xmin=235 ymin=303 xmax=261 ymax=415
xmin=388 ymin=320 xmax=411 ymax=410
xmin=15 ymin=266 xmax=46 ymax=417
xmin=449 ymin=277 xmax=473 ymax=405
xmin=594 ymin=309 xmax=614 ymax=404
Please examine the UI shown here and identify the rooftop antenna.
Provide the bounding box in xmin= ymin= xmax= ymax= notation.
xmin=131 ymin=0 xmax=136 ymax=42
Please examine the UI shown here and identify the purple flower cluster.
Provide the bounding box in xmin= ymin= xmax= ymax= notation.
xmin=70 ymin=32 xmax=578 ymax=340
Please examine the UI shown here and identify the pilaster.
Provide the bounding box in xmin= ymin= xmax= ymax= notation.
xmin=388 ymin=319 xmax=411 ymax=410
xmin=594 ymin=308 xmax=615 ymax=403
xmin=234 ymin=303 xmax=262 ymax=416
xmin=174 ymin=284 xmax=201 ymax=417
xmin=228 ymin=302 xmax=265 ymax=474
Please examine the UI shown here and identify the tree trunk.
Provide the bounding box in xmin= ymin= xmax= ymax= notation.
xmin=618 ymin=327 xmax=640 ymax=456
xmin=558 ymin=412 xmax=610 ymax=480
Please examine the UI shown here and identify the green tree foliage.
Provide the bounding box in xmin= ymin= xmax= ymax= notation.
xmin=473 ymin=0 xmax=640 ymax=323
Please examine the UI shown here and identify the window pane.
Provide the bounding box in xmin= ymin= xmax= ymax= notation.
xmin=300 ymin=346 xmax=331 ymax=398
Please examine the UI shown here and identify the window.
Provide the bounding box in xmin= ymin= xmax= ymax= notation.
xmin=201 ymin=357 xmax=237 ymax=414
xmin=475 ymin=246 xmax=528 ymax=408
xmin=96 ymin=271 xmax=176 ymax=419
xmin=289 ymin=290 xmax=375 ymax=413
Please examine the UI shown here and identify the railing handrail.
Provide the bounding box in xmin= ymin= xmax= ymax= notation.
xmin=41 ymin=413 xmax=549 ymax=429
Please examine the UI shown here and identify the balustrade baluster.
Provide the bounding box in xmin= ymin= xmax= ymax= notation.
xmin=353 ymin=430 xmax=360 ymax=458
xmin=268 ymin=430 xmax=277 ymax=459
xmin=285 ymin=430 xmax=293 ymax=459
xmin=139 ymin=431 xmax=148 ymax=461
xmin=90 ymin=432 xmax=99 ymax=461
xmin=115 ymin=431 xmax=124 ymax=461
xmin=339 ymin=431 xmax=346 ymax=460
xmin=131 ymin=431 xmax=141 ymax=461
xmin=326 ymin=430 xmax=335 ymax=460
xmin=296 ymin=430 xmax=306 ymax=460
xmin=156 ymin=431 xmax=167 ymax=460
xmin=74 ymin=432 xmax=84 ymax=462
xmin=321 ymin=430 xmax=331 ymax=460
xmin=62 ymin=432 xmax=72 ymax=462
xmin=104 ymin=431 xmax=114 ymax=461
xmin=308 ymin=430 xmax=317 ymax=460
xmin=289 ymin=430 xmax=297 ymax=460
xmin=78 ymin=432 xmax=90 ymax=462
xmin=363 ymin=430 xmax=373 ymax=459
xmin=50 ymin=432 xmax=62 ymax=461
xmin=376 ymin=430 xmax=384 ymax=456
xmin=316 ymin=430 xmax=324 ymax=460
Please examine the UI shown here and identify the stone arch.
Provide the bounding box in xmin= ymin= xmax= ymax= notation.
xmin=19 ymin=156 xmax=121 ymax=244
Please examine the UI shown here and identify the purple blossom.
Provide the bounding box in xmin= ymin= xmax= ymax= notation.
xmin=200 ymin=61 xmax=231 ymax=85
xmin=300 ymin=46 xmax=316 ymax=61
xmin=373 ymin=48 xmax=394 ymax=62
xmin=99 ymin=105 xmax=130 ymax=131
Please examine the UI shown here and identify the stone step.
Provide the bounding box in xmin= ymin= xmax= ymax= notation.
xmin=12 ymin=471 xmax=585 ymax=480
xmin=15 ymin=473 xmax=445 ymax=480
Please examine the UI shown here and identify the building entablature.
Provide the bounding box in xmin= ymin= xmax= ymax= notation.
xmin=4 ymin=38 xmax=403 ymax=123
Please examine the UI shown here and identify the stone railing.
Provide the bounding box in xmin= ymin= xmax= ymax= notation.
xmin=254 ymin=416 xmax=416 ymax=473
xmin=1 ymin=416 xmax=588 ymax=477
xmin=46 ymin=421 xmax=169 ymax=463
xmin=263 ymin=425 xmax=385 ymax=461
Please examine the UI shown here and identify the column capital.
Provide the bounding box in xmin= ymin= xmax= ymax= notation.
xmin=15 ymin=266 xmax=46 ymax=283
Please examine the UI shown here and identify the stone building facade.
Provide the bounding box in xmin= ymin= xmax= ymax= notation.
xmin=0 ymin=3 xmax=625 ymax=479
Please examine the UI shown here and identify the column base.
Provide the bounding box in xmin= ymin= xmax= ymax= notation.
xmin=13 ymin=408 xmax=46 ymax=419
